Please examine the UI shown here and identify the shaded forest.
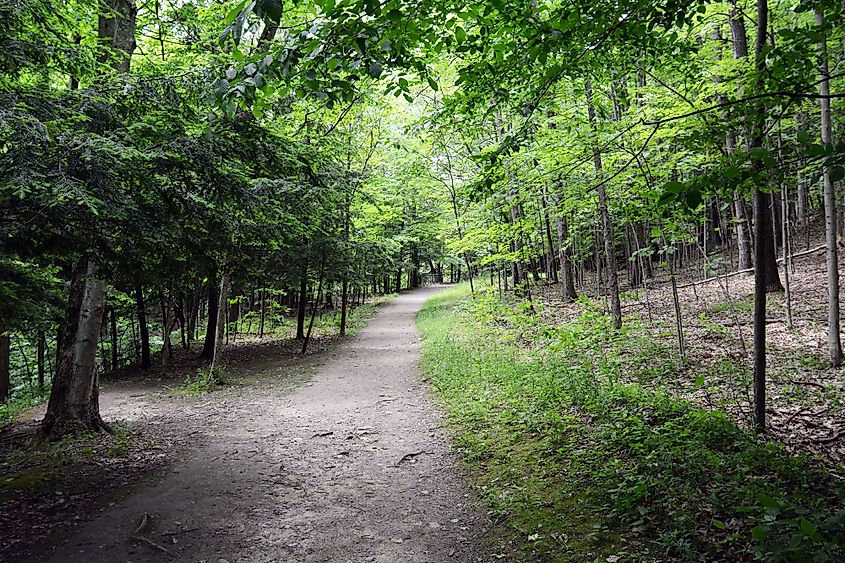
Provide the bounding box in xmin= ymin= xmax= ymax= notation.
xmin=3 ymin=0 xmax=845 ymax=559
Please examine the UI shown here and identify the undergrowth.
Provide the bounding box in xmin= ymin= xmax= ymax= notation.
xmin=0 ymin=391 xmax=48 ymax=428
xmin=418 ymin=284 xmax=845 ymax=562
xmin=178 ymin=365 xmax=230 ymax=395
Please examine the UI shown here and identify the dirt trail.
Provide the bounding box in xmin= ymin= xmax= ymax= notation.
xmin=42 ymin=286 xmax=486 ymax=563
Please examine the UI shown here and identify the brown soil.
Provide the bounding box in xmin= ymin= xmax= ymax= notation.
xmin=1 ymin=287 xmax=488 ymax=562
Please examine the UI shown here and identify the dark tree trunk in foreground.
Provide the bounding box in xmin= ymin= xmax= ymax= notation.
xmin=751 ymin=0 xmax=770 ymax=432
xmin=43 ymin=258 xmax=109 ymax=438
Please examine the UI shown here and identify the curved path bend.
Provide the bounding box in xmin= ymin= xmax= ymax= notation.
xmin=48 ymin=286 xmax=485 ymax=563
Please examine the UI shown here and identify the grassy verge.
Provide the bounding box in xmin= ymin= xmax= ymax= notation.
xmin=417 ymin=285 xmax=845 ymax=562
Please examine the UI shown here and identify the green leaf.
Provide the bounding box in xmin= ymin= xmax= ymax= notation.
xmin=455 ymin=26 xmax=467 ymax=43
xmin=224 ymin=0 xmax=247 ymax=25
xmin=751 ymin=525 xmax=766 ymax=541
xmin=664 ymin=181 xmax=685 ymax=194
xmin=686 ymin=188 xmax=702 ymax=209
xmin=427 ymin=76 xmax=439 ymax=91
xmin=797 ymin=130 xmax=812 ymax=144
xmin=748 ymin=146 xmax=769 ymax=160
xmin=799 ymin=518 xmax=818 ymax=539
xmin=808 ymin=143 xmax=826 ymax=157
xmin=757 ymin=493 xmax=780 ymax=509
xmin=724 ymin=166 xmax=740 ymax=180
xmin=711 ymin=519 xmax=726 ymax=530
xmin=232 ymin=48 xmax=245 ymax=62
xmin=830 ymin=166 xmax=845 ymax=183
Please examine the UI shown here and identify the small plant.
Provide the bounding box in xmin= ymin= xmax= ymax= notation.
xmin=105 ymin=421 xmax=132 ymax=457
xmin=0 ymin=393 xmax=48 ymax=429
xmin=697 ymin=312 xmax=731 ymax=338
xmin=179 ymin=365 xmax=228 ymax=395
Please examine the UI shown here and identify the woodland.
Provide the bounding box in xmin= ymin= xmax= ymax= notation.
xmin=2 ymin=0 xmax=845 ymax=560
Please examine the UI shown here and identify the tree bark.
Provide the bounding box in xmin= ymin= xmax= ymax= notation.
xmin=556 ymin=214 xmax=578 ymax=302
xmin=43 ymin=258 xmax=109 ymax=438
xmin=751 ymin=0 xmax=770 ymax=432
xmin=725 ymin=13 xmax=754 ymax=271
xmin=297 ymin=265 xmax=307 ymax=340
xmin=209 ymin=269 xmax=229 ymax=377
xmin=135 ymin=284 xmax=151 ymax=369
xmin=201 ymin=270 xmax=218 ymax=358
xmin=98 ymin=0 xmax=137 ymax=72
xmin=817 ymin=9 xmax=843 ymax=367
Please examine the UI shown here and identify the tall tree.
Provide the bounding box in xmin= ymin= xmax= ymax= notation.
xmin=816 ymin=8 xmax=843 ymax=368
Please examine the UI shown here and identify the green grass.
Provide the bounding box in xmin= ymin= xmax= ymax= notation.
xmin=418 ymin=285 xmax=845 ymax=562
xmin=0 ymin=391 xmax=49 ymax=429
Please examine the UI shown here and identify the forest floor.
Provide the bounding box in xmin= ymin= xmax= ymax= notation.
xmin=0 ymin=287 xmax=486 ymax=562
xmin=419 ymin=283 xmax=845 ymax=561
xmin=532 ymin=235 xmax=845 ymax=471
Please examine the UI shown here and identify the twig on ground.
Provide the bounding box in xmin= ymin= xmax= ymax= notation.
xmin=133 ymin=512 xmax=151 ymax=536
xmin=160 ymin=526 xmax=200 ymax=536
xmin=814 ymin=431 xmax=844 ymax=444
xmin=131 ymin=534 xmax=174 ymax=557
xmin=395 ymin=451 xmax=430 ymax=466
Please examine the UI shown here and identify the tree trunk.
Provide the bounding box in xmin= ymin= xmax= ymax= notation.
xmin=209 ymin=269 xmax=229 ymax=377
xmin=159 ymin=289 xmax=173 ymax=362
xmin=303 ymin=255 xmax=327 ymax=354
xmin=201 ymin=270 xmax=218 ymax=358
xmin=297 ymin=266 xmax=307 ymax=340
xmin=135 ymin=284 xmax=151 ymax=369
xmin=727 ymin=7 xmax=754 ymax=271
xmin=586 ymin=80 xmax=622 ymax=329
xmin=97 ymin=0 xmax=137 ymax=72
xmin=109 ymin=309 xmax=118 ymax=371
xmin=817 ymin=9 xmax=843 ymax=367
xmin=556 ymin=214 xmax=578 ymax=302
xmin=751 ymin=0 xmax=770 ymax=432
xmin=340 ymin=277 xmax=349 ymax=336
xmin=41 ymin=0 xmax=136 ymax=435
xmin=43 ymin=258 xmax=110 ymax=438
xmin=259 ymin=287 xmax=266 ymax=338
